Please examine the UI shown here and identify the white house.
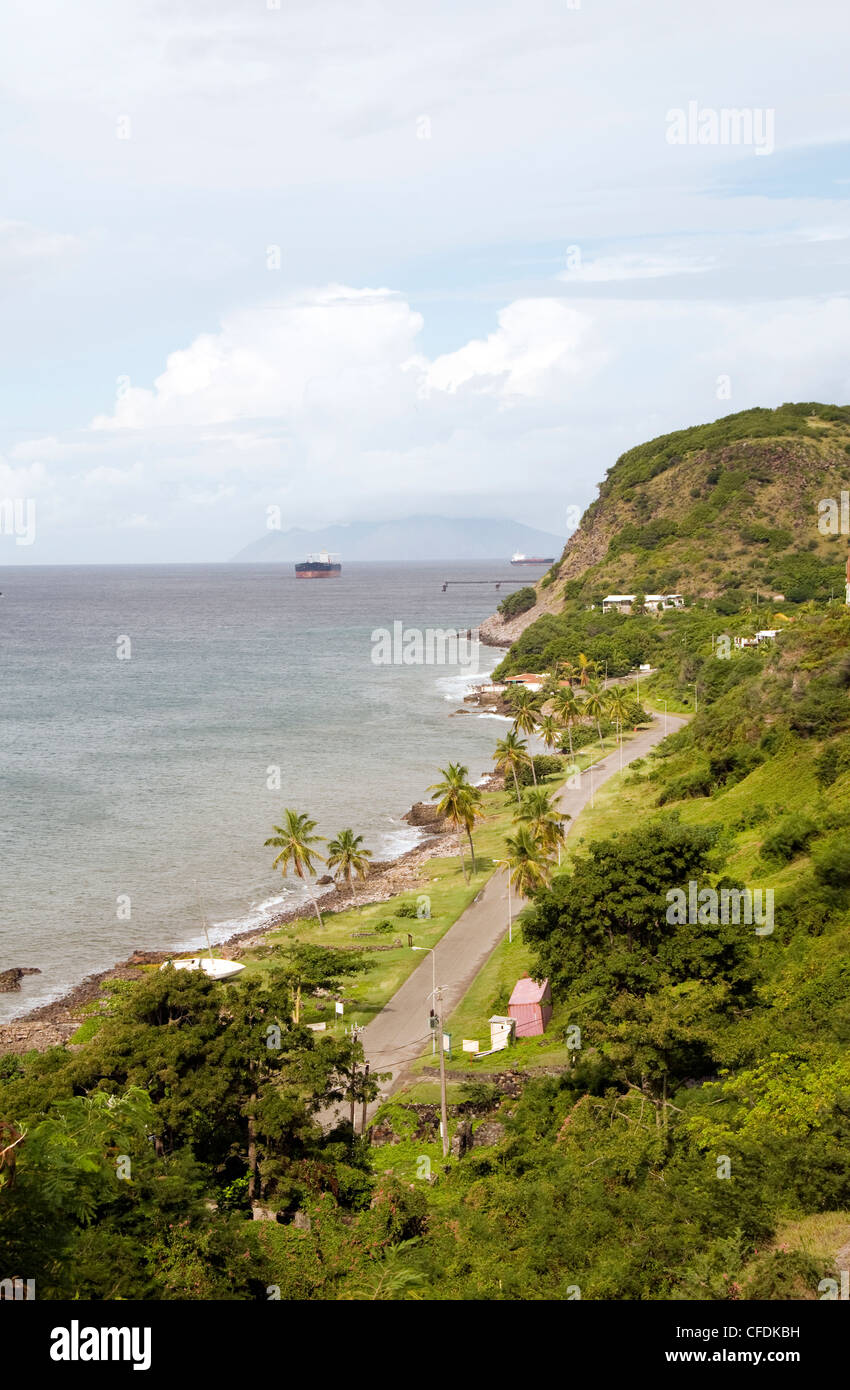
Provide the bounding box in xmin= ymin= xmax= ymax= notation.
xmin=734 ymin=629 xmax=782 ymax=649
xmin=601 ymin=593 xmax=684 ymax=615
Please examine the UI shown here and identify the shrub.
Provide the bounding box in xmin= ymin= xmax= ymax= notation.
xmin=657 ymin=769 xmax=714 ymax=804
xmin=812 ymin=836 xmax=850 ymax=888
xmin=394 ymin=902 xmax=418 ymax=919
xmin=498 ymin=586 xmax=537 ymax=620
xmin=760 ymin=814 xmax=819 ymax=864
xmin=458 ymin=1081 xmax=502 ymax=1109
xmin=815 ymin=743 xmax=841 ymax=788
xmin=517 ymin=755 xmax=564 ymax=787
xmin=741 ymin=1249 xmax=826 ymax=1301
xmin=709 ymin=745 xmax=764 ymax=787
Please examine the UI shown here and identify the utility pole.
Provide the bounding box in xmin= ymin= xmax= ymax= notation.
xmin=360 ymin=1062 xmax=369 ymax=1137
xmin=436 ymin=986 xmax=449 ymax=1158
xmin=346 ymin=1023 xmax=360 ymax=1130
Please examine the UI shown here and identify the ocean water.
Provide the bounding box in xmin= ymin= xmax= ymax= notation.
xmin=0 ymin=561 xmax=522 ymax=1021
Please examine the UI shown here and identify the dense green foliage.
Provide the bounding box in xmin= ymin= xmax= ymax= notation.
xmin=600 ymin=402 xmax=850 ymax=500
xmin=497 ymin=586 xmax=537 ymax=619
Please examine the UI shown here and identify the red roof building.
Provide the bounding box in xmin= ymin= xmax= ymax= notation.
xmin=508 ymin=975 xmax=552 ymax=1037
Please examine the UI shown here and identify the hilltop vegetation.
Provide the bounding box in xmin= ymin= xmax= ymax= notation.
xmin=491 ymin=403 xmax=850 ymax=667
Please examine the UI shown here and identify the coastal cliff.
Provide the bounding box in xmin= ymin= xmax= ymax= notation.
xmin=479 ymin=402 xmax=850 ymax=653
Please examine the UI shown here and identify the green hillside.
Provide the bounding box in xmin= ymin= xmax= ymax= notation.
xmin=494 ymin=403 xmax=849 ymax=681
xmin=363 ymin=607 xmax=850 ymax=1299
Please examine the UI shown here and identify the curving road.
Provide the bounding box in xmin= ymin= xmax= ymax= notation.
xmin=323 ymin=710 xmax=686 ymax=1127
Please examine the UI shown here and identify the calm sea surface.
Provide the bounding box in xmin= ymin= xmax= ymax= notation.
xmin=0 ymin=561 xmax=523 ymax=1020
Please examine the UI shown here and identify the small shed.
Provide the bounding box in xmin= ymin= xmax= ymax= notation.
xmin=508 ymin=975 xmax=552 ymax=1037
xmin=488 ymin=1015 xmax=515 ymax=1051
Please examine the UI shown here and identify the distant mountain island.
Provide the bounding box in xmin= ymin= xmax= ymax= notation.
xmin=231 ymin=515 xmax=565 ymax=563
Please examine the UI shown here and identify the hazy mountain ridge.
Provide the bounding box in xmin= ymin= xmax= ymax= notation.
xmin=231 ymin=515 xmax=564 ymax=563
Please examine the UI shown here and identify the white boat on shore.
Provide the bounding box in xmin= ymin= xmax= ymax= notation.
xmin=160 ymin=956 xmax=245 ymax=981
xmin=159 ymin=884 xmax=246 ymax=982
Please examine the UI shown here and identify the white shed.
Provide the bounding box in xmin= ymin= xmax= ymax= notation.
xmin=488 ymin=1016 xmax=516 ymax=1051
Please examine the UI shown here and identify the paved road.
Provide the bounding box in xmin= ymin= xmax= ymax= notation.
xmin=323 ymin=710 xmax=686 ymax=1127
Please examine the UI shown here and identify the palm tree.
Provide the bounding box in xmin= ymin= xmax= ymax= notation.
xmin=493 ymin=731 xmax=530 ymax=803
xmin=326 ymin=829 xmax=373 ymax=905
xmin=265 ymin=809 xmax=327 ymax=927
xmin=510 ymin=690 xmax=538 ymax=785
xmin=552 ymin=686 xmax=581 ymax=761
xmin=582 ymin=678 xmax=607 ymax=753
xmin=537 ymin=712 xmax=561 ymax=756
xmin=494 ymin=825 xmax=551 ymax=944
xmin=498 ymin=825 xmax=552 ymax=930
xmin=516 ymin=787 xmax=568 ymax=861
xmin=605 ymin=685 xmax=634 ymax=771
xmin=429 ymin=763 xmax=484 ymax=880
xmin=576 ymin=652 xmax=596 ymax=687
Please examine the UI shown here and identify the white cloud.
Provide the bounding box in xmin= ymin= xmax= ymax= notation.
xmin=92 ymin=286 xmax=424 ymax=430
xmin=6 ymin=283 xmax=850 ymax=563
xmin=424 ymin=299 xmax=608 ymax=397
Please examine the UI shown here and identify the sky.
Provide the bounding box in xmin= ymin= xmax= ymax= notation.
xmin=2 ymin=0 xmax=850 ymax=563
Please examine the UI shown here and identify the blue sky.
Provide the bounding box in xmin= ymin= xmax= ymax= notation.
xmin=2 ymin=0 xmax=850 ymax=562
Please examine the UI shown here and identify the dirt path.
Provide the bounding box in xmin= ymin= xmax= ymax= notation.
xmin=323 ymin=710 xmax=686 ymax=1127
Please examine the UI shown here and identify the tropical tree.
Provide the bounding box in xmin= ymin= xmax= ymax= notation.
xmin=605 ymin=686 xmax=635 ymax=762
xmin=510 ymin=690 xmax=538 ymax=784
xmin=576 ymin=652 xmax=596 ymax=687
xmin=277 ymin=943 xmax=370 ymax=1024
xmin=501 ymin=826 xmax=552 ymax=898
xmin=557 ymin=659 xmax=577 ymax=688
xmin=494 ymin=731 xmax=530 ymax=803
xmin=582 ymin=678 xmax=607 ymax=752
xmin=552 ymin=686 xmax=582 ymax=760
xmin=429 ymin=762 xmax=484 ymax=879
xmin=326 ymin=829 xmax=373 ymax=905
xmin=537 ymin=712 xmax=562 ymax=756
xmin=516 ymin=787 xmax=569 ymax=861
xmin=265 ymin=809 xmax=327 ymax=927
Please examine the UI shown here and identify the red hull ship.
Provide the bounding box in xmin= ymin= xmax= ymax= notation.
xmin=295 ymin=550 xmax=342 ymax=578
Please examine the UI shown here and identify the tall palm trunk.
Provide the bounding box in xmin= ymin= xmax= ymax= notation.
xmin=305 ymin=880 xmax=324 ymax=927
xmin=456 ymin=830 xmax=469 ymax=882
xmin=465 ymin=825 xmax=476 ymax=874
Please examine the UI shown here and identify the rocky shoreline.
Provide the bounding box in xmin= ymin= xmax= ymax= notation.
xmin=0 ymin=771 xmax=504 ymax=1057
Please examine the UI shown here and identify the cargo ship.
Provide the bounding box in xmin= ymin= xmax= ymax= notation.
xmin=510 ymin=552 xmax=554 ymax=566
xmin=295 ymin=550 xmax=342 ymax=578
